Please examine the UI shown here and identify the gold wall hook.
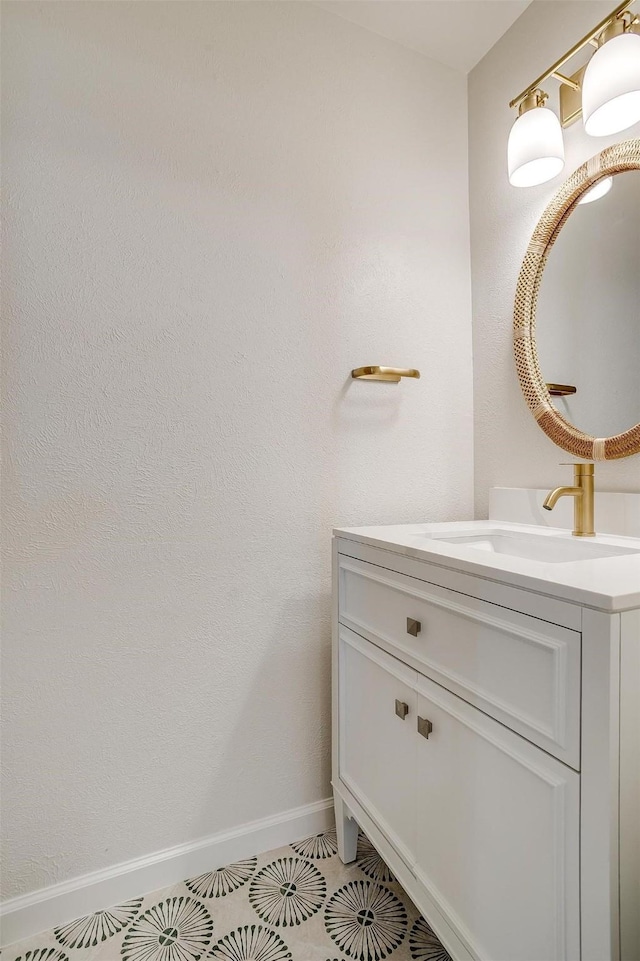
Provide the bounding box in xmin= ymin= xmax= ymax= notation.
xmin=351 ymin=366 xmax=420 ymax=383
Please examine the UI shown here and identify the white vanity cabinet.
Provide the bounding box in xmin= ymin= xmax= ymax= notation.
xmin=332 ymin=531 xmax=640 ymax=961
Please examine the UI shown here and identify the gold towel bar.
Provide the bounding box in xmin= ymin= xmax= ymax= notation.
xmin=352 ymin=366 xmax=421 ymax=383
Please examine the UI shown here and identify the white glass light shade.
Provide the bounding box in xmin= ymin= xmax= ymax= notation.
xmin=583 ymin=31 xmax=640 ymax=136
xmin=577 ymin=175 xmax=613 ymax=204
xmin=508 ymin=106 xmax=565 ymax=187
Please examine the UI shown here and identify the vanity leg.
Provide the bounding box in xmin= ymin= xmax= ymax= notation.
xmin=334 ymin=792 xmax=358 ymax=864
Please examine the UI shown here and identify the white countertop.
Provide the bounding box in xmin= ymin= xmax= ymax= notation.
xmin=333 ymin=520 xmax=640 ymax=612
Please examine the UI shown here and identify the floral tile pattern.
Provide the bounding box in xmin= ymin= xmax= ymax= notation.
xmin=120 ymin=896 xmax=214 ymax=961
xmin=185 ymin=862 xmax=257 ymax=901
xmin=5 ymin=831 xmax=451 ymax=961
xmin=324 ymin=880 xmax=407 ymax=960
xmin=248 ymin=858 xmax=326 ymax=928
xmin=54 ymin=902 xmax=144 ymax=950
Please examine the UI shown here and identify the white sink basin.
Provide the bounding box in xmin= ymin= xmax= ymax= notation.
xmin=426 ymin=528 xmax=640 ymax=564
xmin=335 ymin=520 xmax=640 ymax=610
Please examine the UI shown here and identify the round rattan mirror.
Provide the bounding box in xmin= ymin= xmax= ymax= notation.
xmin=513 ymin=138 xmax=640 ymax=460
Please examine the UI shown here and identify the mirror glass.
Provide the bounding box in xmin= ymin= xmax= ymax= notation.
xmin=536 ymin=169 xmax=640 ymax=438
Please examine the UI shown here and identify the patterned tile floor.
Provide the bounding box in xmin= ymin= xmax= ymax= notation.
xmin=4 ymin=830 xmax=451 ymax=961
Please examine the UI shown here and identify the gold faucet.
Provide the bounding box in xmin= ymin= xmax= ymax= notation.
xmin=543 ymin=463 xmax=595 ymax=536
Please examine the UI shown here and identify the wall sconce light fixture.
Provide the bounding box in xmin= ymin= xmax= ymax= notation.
xmin=508 ymin=90 xmax=565 ymax=186
xmin=583 ymin=15 xmax=640 ymax=135
xmin=508 ymin=0 xmax=640 ymax=186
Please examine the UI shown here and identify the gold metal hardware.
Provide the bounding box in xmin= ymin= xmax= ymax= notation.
xmin=509 ymin=0 xmax=638 ymax=118
xmin=406 ymin=618 xmax=421 ymax=637
xmin=351 ymin=366 xmax=420 ymax=383
xmin=559 ymin=65 xmax=587 ymax=127
xmin=551 ymin=71 xmax=581 ymax=92
xmin=543 ymin=463 xmax=595 ymax=536
xmin=518 ymin=89 xmax=548 ymax=116
xmin=546 ymin=383 xmax=577 ymax=396
xmin=395 ymin=699 xmax=410 ymax=720
xmin=601 ymin=11 xmax=630 ymax=42
xmin=417 ymin=717 xmax=433 ymax=739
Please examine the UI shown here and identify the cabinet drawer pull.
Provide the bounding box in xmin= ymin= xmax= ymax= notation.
xmin=417 ymin=716 xmax=433 ymax=739
xmin=395 ymin=699 xmax=410 ymax=720
xmin=406 ymin=617 xmax=421 ymax=637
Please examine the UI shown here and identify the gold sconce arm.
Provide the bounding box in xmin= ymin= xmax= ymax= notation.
xmin=351 ymin=366 xmax=421 ymax=383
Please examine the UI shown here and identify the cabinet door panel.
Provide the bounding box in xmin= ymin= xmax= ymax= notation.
xmin=339 ymin=627 xmax=417 ymax=862
xmin=414 ymin=678 xmax=580 ymax=961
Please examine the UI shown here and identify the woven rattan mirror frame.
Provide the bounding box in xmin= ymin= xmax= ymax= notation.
xmin=513 ymin=138 xmax=640 ymax=460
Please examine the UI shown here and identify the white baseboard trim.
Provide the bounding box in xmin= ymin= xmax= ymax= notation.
xmin=1 ymin=796 xmax=335 ymax=948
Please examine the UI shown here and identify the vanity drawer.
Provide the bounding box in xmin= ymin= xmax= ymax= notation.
xmin=338 ymin=554 xmax=581 ymax=768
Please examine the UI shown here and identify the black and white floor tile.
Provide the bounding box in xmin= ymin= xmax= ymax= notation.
xmin=5 ymin=831 xmax=451 ymax=961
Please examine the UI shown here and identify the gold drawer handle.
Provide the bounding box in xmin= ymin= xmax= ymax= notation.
xmin=407 ymin=618 xmax=421 ymax=637
xmin=395 ymin=699 xmax=409 ymax=720
xmin=418 ymin=717 xmax=433 ymax=739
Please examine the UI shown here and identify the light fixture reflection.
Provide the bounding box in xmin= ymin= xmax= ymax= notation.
xmin=508 ymin=90 xmax=565 ymax=187
xmin=577 ymin=176 xmax=613 ymax=205
xmin=583 ymin=20 xmax=640 ymax=136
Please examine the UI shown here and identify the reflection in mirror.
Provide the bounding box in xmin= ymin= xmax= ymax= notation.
xmin=536 ymin=169 xmax=640 ymax=439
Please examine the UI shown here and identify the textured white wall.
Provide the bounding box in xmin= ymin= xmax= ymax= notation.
xmin=469 ymin=0 xmax=640 ymax=519
xmin=1 ymin=1 xmax=473 ymax=899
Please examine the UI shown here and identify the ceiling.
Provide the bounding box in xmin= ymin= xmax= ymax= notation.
xmin=313 ymin=0 xmax=533 ymax=74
